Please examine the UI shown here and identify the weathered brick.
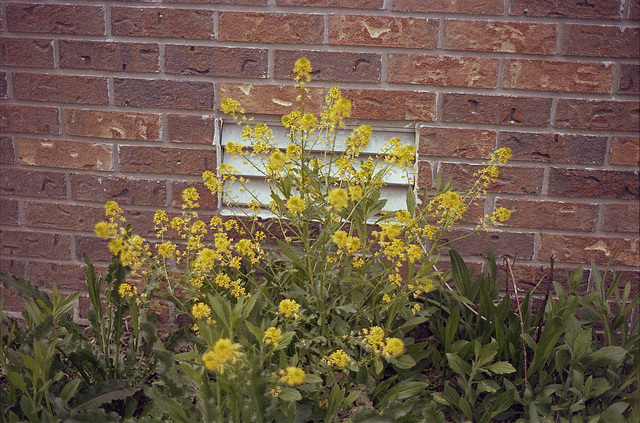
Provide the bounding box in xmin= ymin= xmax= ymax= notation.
xmin=119 ymin=146 xmax=215 ymax=175
xmin=0 ymin=72 xmax=6 ymax=99
xmin=0 ymin=105 xmax=60 ymax=135
xmin=167 ymin=114 xmax=215 ymax=144
xmin=18 ymin=137 xmax=114 ymax=171
xmin=548 ymin=168 xmax=639 ymax=199
xmin=219 ymin=12 xmax=323 ymax=44
xmin=70 ymin=173 xmax=166 ymax=206
xmin=0 ymin=258 xmax=26 ymax=279
xmin=114 ymin=78 xmax=214 ymax=110
xmin=444 ymin=229 xmax=535 ymax=260
xmin=509 ymin=0 xmax=623 ymax=19
xmin=415 ymin=161 xmax=432 ymax=189
xmin=59 ymin=40 xmax=160 ymax=73
xmin=442 ymin=94 xmax=551 ymax=126
xmin=274 ymin=50 xmax=381 ymax=83
xmin=13 ymin=73 xmax=109 ymax=105
xmin=539 ymin=234 xmax=638 ymax=267
xmin=419 ymin=128 xmax=495 ymax=158
xmin=165 ymin=45 xmax=267 ymax=78
xmin=111 ymin=7 xmax=213 ymax=39
xmin=219 ymin=83 xmax=324 ymax=116
xmin=618 ymin=64 xmax=640 ymax=95
xmin=388 ymin=54 xmax=499 ymax=88
xmin=24 ymin=201 xmax=105 ymax=232
xmin=328 ymin=15 xmax=438 ymax=49
xmin=0 ymin=230 xmax=70 ymax=260
xmin=0 ymin=168 xmax=66 ymax=198
xmin=440 ymin=163 xmax=543 ymax=194
xmin=610 ymin=136 xmax=639 ymax=165
xmin=496 ymin=261 xmax=582 ymax=294
xmin=342 ymin=89 xmax=435 ymax=121
xmin=172 ymin=0 xmax=267 ymax=4
xmin=27 ymin=261 xmax=86 ymax=291
xmin=0 ymin=285 xmax=26 ymax=314
xmin=6 ymin=4 xmax=105 ymax=35
xmin=498 ymin=132 xmax=607 ymax=165
xmin=555 ymin=99 xmax=639 ymax=131
xmin=278 ymin=0 xmax=382 ymax=7
xmin=630 ymin=0 xmax=640 ymax=19
xmin=0 ymin=136 xmax=15 ymax=164
xmin=0 ymin=198 xmax=19 ymax=225
xmin=171 ymin=181 xmax=217 ymax=209
xmin=444 ymin=20 xmax=556 ymax=54
xmin=563 ymin=25 xmax=639 ymax=58
xmin=602 ymin=203 xmax=640 ymax=233
xmin=0 ymin=37 xmax=54 ymax=68
xmin=64 ymin=109 xmax=161 ymax=141
xmin=494 ymin=198 xmax=599 ymax=231
xmin=391 ymin=0 xmax=503 ymax=14
xmin=76 ymin=235 xmax=111 ymax=262
xmin=503 ymin=59 xmax=614 ymax=94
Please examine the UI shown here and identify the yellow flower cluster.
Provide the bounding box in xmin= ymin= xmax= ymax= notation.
xmin=278 ymin=299 xmax=300 ymax=318
xmin=94 ymin=201 xmax=146 ymax=270
xmin=264 ymin=327 xmax=282 ymax=347
xmin=332 ymin=230 xmax=361 ymax=255
xmin=286 ymin=196 xmax=306 ymax=215
xmin=279 ymin=366 xmax=306 ymax=387
xmin=363 ymin=326 xmax=405 ymax=358
xmin=325 ymin=349 xmax=351 ymax=368
xmin=202 ymin=338 xmax=242 ymax=374
xmin=118 ymin=282 xmax=136 ymax=299
xmin=191 ymin=302 xmax=211 ymax=320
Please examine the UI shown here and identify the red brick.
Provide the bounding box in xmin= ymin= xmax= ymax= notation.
xmin=563 ymin=25 xmax=639 ymax=58
xmin=440 ymin=163 xmax=543 ymax=195
xmin=329 ymin=15 xmax=438 ymax=49
xmin=275 ymin=50 xmax=381 ymax=83
xmin=172 ymin=0 xmax=267 ymax=4
xmin=6 ymin=4 xmax=105 ymax=35
xmin=495 ymin=198 xmax=599 ymax=231
xmin=618 ymin=64 xmax=640 ymax=95
xmin=0 ymin=230 xmax=70 ymax=260
xmin=443 ymin=229 xmax=535 ymax=260
xmin=165 ymin=45 xmax=267 ymax=78
xmin=630 ymin=0 xmax=640 ymax=19
xmin=219 ymin=83 xmax=324 ymax=116
xmin=503 ymin=59 xmax=614 ymax=94
xmin=171 ymin=181 xmax=217 ymax=210
xmin=415 ymin=161 xmax=432 ymax=189
xmin=75 ymin=235 xmax=111 ymax=263
xmin=444 ymin=20 xmax=556 ymax=54
xmin=27 ymin=261 xmax=86 ymax=291
xmin=59 ymin=40 xmax=160 ymax=73
xmin=498 ymin=132 xmax=607 ymax=165
xmin=0 ymin=198 xmax=19 ymax=225
xmin=388 ymin=54 xmax=499 ymax=88
xmin=602 ymin=203 xmax=640 ymax=233
xmin=0 ymin=258 xmax=26 ymax=279
xmin=24 ymin=201 xmax=104 ymax=232
xmin=64 ymin=109 xmax=161 ymax=141
xmin=496 ymin=261 xmax=583 ymax=294
xmin=0 ymin=286 xmax=26 ymax=314
xmin=509 ymin=0 xmax=623 ymax=19
xmin=342 ymin=89 xmax=435 ymax=121
xmin=555 ymin=99 xmax=639 ymax=131
xmin=278 ymin=0 xmax=381 ymax=6
xmin=391 ymin=0 xmax=503 ymax=14
xmin=418 ymin=128 xmax=495 ymax=158
xmin=442 ymin=94 xmax=551 ymax=126
xmin=0 ymin=105 xmax=60 ymax=135
xmin=167 ymin=114 xmax=215 ymax=144
xmin=114 ymin=78 xmax=214 ymax=110
xmin=70 ymin=173 xmax=166 ymax=206
xmin=111 ymin=7 xmax=213 ymax=39
xmin=119 ymin=146 xmax=215 ymax=175
xmin=0 ymin=72 xmax=6 ymax=99
xmin=0 ymin=136 xmax=15 ymax=164
xmin=219 ymin=12 xmax=323 ymax=44
xmin=548 ymin=168 xmax=639 ymax=199
xmin=610 ymin=136 xmax=639 ymax=165
xmin=18 ymin=137 xmax=114 ymax=171
xmin=539 ymin=234 xmax=638 ymax=267
xmin=0 ymin=168 xmax=66 ymax=198
xmin=0 ymin=37 xmax=54 ymax=68
xmin=13 ymin=73 xmax=109 ymax=105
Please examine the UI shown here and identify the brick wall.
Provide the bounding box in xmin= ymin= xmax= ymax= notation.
xmin=1 ymin=0 xmax=638 ymax=316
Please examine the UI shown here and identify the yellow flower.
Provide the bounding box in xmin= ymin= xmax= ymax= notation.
xmin=348 ymin=185 xmax=363 ymax=201
xmin=382 ymin=338 xmax=405 ymax=358
xmin=332 ymin=230 xmax=348 ymax=248
xmin=182 ymin=187 xmax=200 ymax=209
xmin=267 ymin=150 xmax=287 ymax=174
xmin=221 ymin=98 xmax=242 ymax=118
xmin=326 ymin=350 xmax=351 ymax=368
xmin=282 ymin=110 xmax=301 ymax=129
xmin=157 ymin=241 xmax=176 ymax=259
xmin=215 ymin=273 xmax=231 ymax=288
xmin=286 ymin=143 xmax=301 ymax=159
xmin=407 ymin=244 xmax=423 ymax=264
xmin=363 ymin=326 xmax=385 ymax=351
xmin=286 ymin=196 xmax=306 ymax=215
xmin=202 ymin=338 xmax=241 ymax=374
xmin=278 ymin=299 xmax=300 ymax=318
xmin=105 ymin=201 xmax=122 ymax=217
xmin=94 ymin=221 xmax=113 ymax=239
xmin=299 ymin=113 xmax=317 ymax=131
xmin=192 ymin=302 xmax=211 ymax=320
xmin=491 ymin=207 xmax=511 ymax=224
xmin=225 ymin=141 xmax=244 ymax=158
xmin=293 ymin=57 xmax=312 ymax=82
xmin=495 ymin=147 xmax=512 ymax=163
xmin=327 ymin=188 xmax=348 ymax=210
xmin=264 ymin=327 xmax=282 ymax=347
xmin=280 ymin=366 xmax=306 ymax=387
xmin=118 ymin=283 xmax=136 ymax=299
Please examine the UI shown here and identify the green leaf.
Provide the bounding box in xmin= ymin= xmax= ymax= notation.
xmin=304 ymin=374 xmax=323 ymax=384
xmin=278 ymin=387 xmax=302 ymax=402
xmin=486 ymin=361 xmax=516 ymax=374
xmin=586 ymin=346 xmax=627 ymax=367
xmin=6 ymin=370 xmax=27 ymax=392
xmin=59 ymin=378 xmax=81 ymax=402
xmin=406 ymin=186 xmax=416 ymax=215
xmin=446 ymin=352 xmax=471 ymax=376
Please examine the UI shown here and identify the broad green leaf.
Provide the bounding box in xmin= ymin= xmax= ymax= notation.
xmin=486 ymin=361 xmax=516 ymax=374
xmin=278 ymin=387 xmax=302 ymax=402
xmin=6 ymin=370 xmax=27 ymax=392
xmin=446 ymin=352 xmax=471 ymax=376
xmin=59 ymin=378 xmax=81 ymax=402
xmin=586 ymin=346 xmax=627 ymax=367
xmin=393 ymin=354 xmax=416 ymax=370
